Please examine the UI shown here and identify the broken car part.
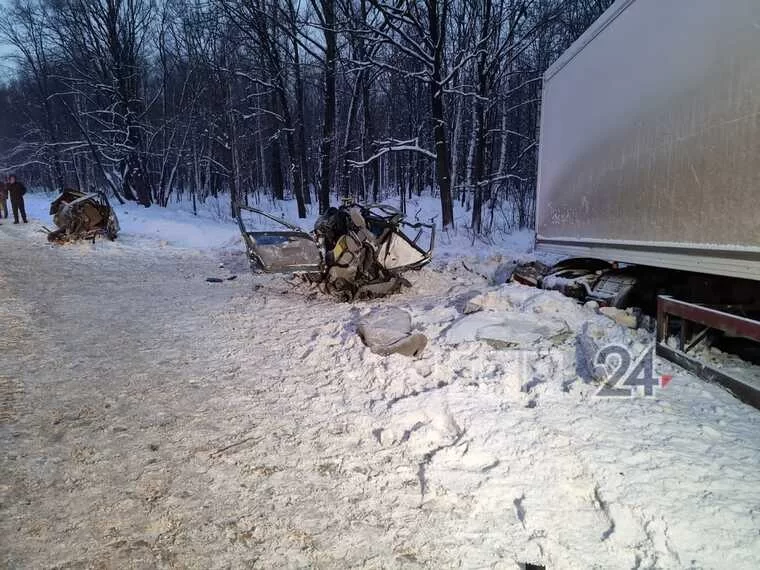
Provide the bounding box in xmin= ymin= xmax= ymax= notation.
xmin=48 ymin=189 xmax=119 ymax=243
xmin=235 ymin=202 xmax=435 ymax=301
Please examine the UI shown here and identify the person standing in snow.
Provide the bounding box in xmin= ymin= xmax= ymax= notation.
xmin=7 ymin=175 xmax=28 ymax=224
xmin=0 ymin=179 xmax=7 ymax=221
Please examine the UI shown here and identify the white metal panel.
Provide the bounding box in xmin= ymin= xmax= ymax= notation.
xmin=536 ymin=0 xmax=760 ymax=281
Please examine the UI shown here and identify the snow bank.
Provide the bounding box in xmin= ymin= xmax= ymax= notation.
xmin=21 ymin=191 xmax=536 ymax=258
xmin=22 ymin=192 xmax=242 ymax=250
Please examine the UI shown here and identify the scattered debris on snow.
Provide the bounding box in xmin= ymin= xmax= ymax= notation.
xmin=357 ymin=307 xmax=427 ymax=357
xmin=599 ymin=305 xmax=639 ymax=328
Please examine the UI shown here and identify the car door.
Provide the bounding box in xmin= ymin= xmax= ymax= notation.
xmin=235 ymin=204 xmax=322 ymax=272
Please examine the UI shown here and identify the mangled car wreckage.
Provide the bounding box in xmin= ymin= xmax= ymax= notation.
xmin=47 ymin=189 xmax=120 ymax=242
xmin=235 ymin=202 xmax=435 ymax=300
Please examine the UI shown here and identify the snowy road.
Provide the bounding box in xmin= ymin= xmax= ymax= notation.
xmin=1 ymin=221 xmax=760 ymax=569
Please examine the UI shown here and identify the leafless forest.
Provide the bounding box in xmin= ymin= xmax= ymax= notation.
xmin=0 ymin=0 xmax=611 ymax=232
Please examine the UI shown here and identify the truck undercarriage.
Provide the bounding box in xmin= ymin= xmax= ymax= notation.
xmin=516 ymin=258 xmax=760 ymax=408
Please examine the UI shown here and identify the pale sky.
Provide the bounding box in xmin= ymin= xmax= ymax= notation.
xmin=0 ymin=0 xmax=15 ymax=76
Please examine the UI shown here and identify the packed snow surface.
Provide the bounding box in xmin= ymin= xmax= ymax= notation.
xmin=1 ymin=194 xmax=759 ymax=569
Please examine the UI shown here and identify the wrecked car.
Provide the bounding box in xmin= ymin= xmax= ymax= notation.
xmin=47 ymin=189 xmax=120 ymax=243
xmin=511 ymin=258 xmax=640 ymax=309
xmin=234 ymin=201 xmax=435 ymax=301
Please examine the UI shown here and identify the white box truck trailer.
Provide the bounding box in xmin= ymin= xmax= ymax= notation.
xmin=536 ymin=0 xmax=760 ymax=281
xmin=534 ymin=0 xmax=760 ymax=406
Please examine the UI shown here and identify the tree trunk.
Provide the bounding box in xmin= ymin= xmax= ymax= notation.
xmin=470 ymin=0 xmax=492 ymax=235
xmin=428 ymin=0 xmax=454 ymax=228
xmin=290 ymin=11 xmax=311 ymax=206
xmin=339 ymin=76 xmax=362 ymax=199
xmin=318 ymin=0 xmax=337 ymax=213
xmin=269 ymin=93 xmax=285 ymax=200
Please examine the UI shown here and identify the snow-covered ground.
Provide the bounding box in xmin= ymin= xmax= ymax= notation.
xmin=1 ymin=194 xmax=759 ymax=569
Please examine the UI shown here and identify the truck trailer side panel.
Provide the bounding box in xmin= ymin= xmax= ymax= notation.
xmin=536 ymin=0 xmax=760 ymax=281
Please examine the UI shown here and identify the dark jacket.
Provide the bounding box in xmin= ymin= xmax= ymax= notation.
xmin=0 ymin=183 xmax=6 ymax=201
xmin=7 ymin=182 xmax=26 ymax=203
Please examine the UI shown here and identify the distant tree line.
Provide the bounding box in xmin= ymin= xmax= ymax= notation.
xmin=0 ymin=0 xmax=612 ymax=232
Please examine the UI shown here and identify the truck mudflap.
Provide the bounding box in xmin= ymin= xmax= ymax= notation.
xmin=656 ymin=295 xmax=760 ymax=409
xmin=235 ymin=205 xmax=322 ymax=272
